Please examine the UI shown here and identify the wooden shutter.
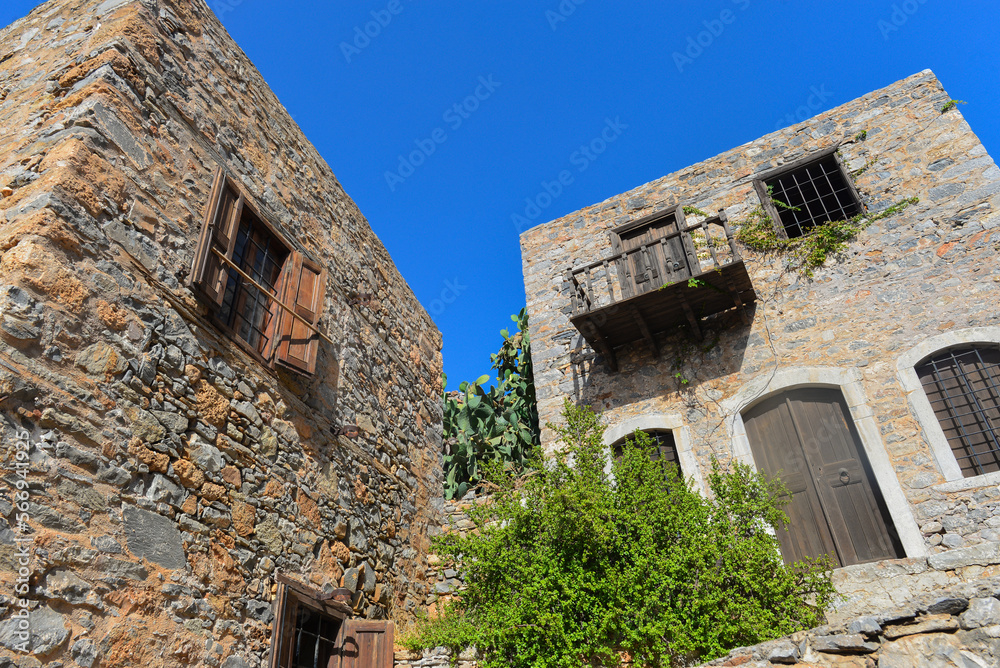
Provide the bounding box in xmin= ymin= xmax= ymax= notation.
xmin=743 ymin=388 xmax=904 ymax=567
xmin=612 ymin=209 xmax=691 ymax=299
xmin=338 ymin=620 xmax=393 ymax=668
xmin=275 ymin=252 xmax=327 ymax=375
xmin=612 ymin=430 xmax=680 ymax=474
xmin=191 ymin=169 xmax=242 ymax=306
xmin=270 ymin=582 xmax=298 ymax=668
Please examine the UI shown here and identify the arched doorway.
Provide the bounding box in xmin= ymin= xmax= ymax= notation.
xmin=742 ymin=387 xmax=904 ymax=567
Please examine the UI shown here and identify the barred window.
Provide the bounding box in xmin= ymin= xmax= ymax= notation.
xmin=611 ymin=429 xmax=679 ymax=472
xmin=189 ymin=169 xmax=328 ymax=376
xmin=916 ymin=346 xmax=1000 ymax=477
xmin=754 ymin=151 xmax=862 ymax=239
xmin=270 ymin=575 xmax=393 ymax=668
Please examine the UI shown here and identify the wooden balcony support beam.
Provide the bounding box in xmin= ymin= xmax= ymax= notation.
xmin=581 ymin=316 xmax=618 ymax=372
xmin=678 ymin=295 xmax=703 ymax=341
xmin=629 ymin=305 xmax=659 ymax=359
xmin=721 ymin=272 xmax=751 ymax=325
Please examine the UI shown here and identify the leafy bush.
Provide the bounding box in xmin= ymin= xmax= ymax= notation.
xmin=410 ymin=400 xmax=835 ymax=668
xmin=442 ymin=308 xmax=540 ymax=499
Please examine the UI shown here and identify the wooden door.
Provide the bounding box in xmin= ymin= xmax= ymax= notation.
xmin=612 ymin=213 xmax=687 ymax=299
xmin=743 ymin=388 xmax=904 ymax=567
xmin=338 ymin=620 xmax=393 ymax=668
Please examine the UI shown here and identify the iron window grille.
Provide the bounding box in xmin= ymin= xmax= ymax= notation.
xmin=270 ymin=575 xmax=394 ymax=668
xmin=754 ymin=149 xmax=862 ymax=239
xmin=289 ymin=603 xmax=341 ymax=668
xmin=189 ymin=169 xmax=329 ymax=376
xmin=611 ymin=429 xmax=679 ymax=472
xmin=916 ymin=346 xmax=1000 ymax=478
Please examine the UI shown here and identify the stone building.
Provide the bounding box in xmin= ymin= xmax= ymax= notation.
xmin=0 ymin=0 xmax=443 ymax=666
xmin=520 ymin=70 xmax=1000 ymax=619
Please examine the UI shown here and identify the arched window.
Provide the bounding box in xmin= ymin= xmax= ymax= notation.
xmin=610 ymin=429 xmax=679 ymax=472
xmin=915 ymin=346 xmax=1000 ymax=478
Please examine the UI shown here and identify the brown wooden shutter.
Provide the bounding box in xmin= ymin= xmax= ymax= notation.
xmin=191 ymin=169 xmax=242 ymax=306
xmin=270 ymin=582 xmax=299 ymax=668
xmin=275 ymin=252 xmax=327 ymax=375
xmin=339 ymin=620 xmax=393 ymax=668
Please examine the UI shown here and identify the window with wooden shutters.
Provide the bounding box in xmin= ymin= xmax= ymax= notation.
xmin=270 ymin=576 xmax=393 ymax=668
xmin=916 ymin=346 xmax=1000 ymax=478
xmin=189 ymin=169 xmax=328 ymax=376
xmin=609 ymin=208 xmax=698 ymax=299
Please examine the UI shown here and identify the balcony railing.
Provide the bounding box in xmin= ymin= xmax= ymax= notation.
xmin=565 ymin=209 xmax=755 ymax=371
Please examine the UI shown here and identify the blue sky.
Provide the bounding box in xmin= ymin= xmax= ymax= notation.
xmin=3 ymin=1 xmax=999 ymax=390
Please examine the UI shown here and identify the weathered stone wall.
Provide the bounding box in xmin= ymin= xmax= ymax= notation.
xmin=423 ymin=495 xmax=477 ymax=605
xmin=520 ymin=71 xmax=1000 ymax=566
xmin=394 ymin=646 xmax=479 ymax=668
xmin=698 ymin=575 xmax=1000 ymax=667
xmin=0 ymin=0 xmax=443 ymax=666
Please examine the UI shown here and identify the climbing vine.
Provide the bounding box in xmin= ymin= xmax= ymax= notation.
xmin=735 ymin=196 xmax=919 ymax=276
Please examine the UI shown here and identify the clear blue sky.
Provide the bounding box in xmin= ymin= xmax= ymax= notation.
xmin=3 ymin=1 xmax=999 ymax=389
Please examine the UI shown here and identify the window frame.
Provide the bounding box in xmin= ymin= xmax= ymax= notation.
xmin=609 ymin=429 xmax=680 ymax=470
xmin=269 ymin=575 xmax=352 ymax=668
xmin=752 ymin=145 xmax=863 ymax=240
xmin=189 ymin=168 xmax=328 ymax=376
xmin=601 ymin=413 xmax=706 ymax=495
xmin=897 ymin=328 xmax=1000 ymax=489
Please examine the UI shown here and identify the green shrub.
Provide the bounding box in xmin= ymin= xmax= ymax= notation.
xmin=408 ymin=401 xmax=835 ymax=668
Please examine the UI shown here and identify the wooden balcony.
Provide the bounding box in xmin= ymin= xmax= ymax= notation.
xmin=565 ymin=208 xmax=755 ymax=371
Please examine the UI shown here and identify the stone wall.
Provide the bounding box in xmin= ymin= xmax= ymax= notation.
xmin=519 ymin=70 xmax=1000 ymax=565
xmin=0 ymin=0 xmax=443 ymax=666
xmin=423 ymin=495 xmax=477 ymax=604
xmin=699 ymin=576 xmax=1000 ymax=667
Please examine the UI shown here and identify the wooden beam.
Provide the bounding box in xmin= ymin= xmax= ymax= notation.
xmin=678 ymin=295 xmax=703 ymax=340
xmin=582 ymin=318 xmax=618 ymax=372
xmin=629 ymin=305 xmax=658 ymax=359
xmin=720 ymin=271 xmax=750 ymax=325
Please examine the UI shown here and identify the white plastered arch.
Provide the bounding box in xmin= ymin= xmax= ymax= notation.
xmin=602 ymin=413 xmax=707 ymax=496
xmin=719 ymin=365 xmax=925 ymax=559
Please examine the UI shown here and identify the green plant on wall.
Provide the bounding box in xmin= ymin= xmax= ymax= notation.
xmin=940 ymin=99 xmax=967 ymax=113
xmin=441 ymin=308 xmax=540 ymax=499
xmin=735 ymin=197 xmax=919 ymax=276
xmin=406 ymin=400 xmax=836 ymax=668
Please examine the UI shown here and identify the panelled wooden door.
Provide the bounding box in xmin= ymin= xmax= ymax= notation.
xmin=743 ymin=388 xmax=904 ymax=567
xmin=611 ymin=214 xmax=689 ymax=299
xmin=338 ymin=620 xmax=393 ymax=668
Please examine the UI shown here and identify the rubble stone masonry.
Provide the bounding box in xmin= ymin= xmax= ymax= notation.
xmin=0 ymin=0 xmax=443 ymax=665
xmin=520 ymin=70 xmax=1000 ymax=613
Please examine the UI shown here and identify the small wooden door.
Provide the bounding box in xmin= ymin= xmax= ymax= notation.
xmin=743 ymin=388 xmax=904 ymax=567
xmin=338 ymin=620 xmax=393 ymax=668
xmin=611 ymin=212 xmax=690 ymax=299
